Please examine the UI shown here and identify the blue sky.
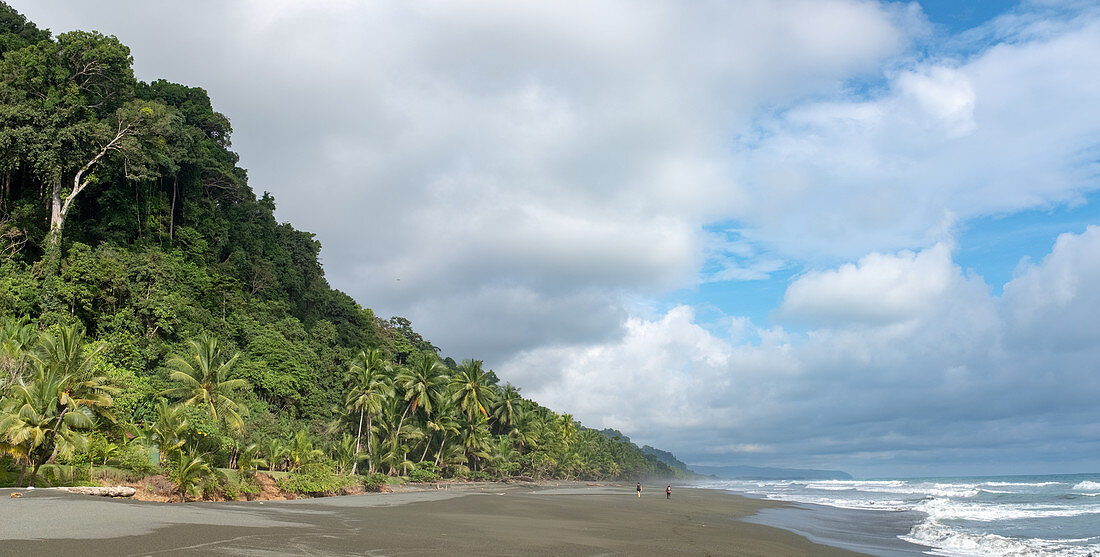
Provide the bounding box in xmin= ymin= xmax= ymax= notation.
xmin=16 ymin=0 xmax=1100 ymax=477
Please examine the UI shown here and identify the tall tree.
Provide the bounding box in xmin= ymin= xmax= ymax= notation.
xmin=161 ymin=334 xmax=249 ymax=432
xmin=491 ymin=383 xmax=523 ymax=432
xmin=344 ymin=348 xmax=392 ymax=474
xmin=450 ymin=359 xmax=494 ymax=421
xmin=396 ymin=352 xmax=448 ymax=423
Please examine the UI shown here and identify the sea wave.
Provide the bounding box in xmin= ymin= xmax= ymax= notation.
xmin=917 ymin=498 xmax=1100 ymax=522
xmin=984 ymin=481 xmax=1062 ymax=488
xmin=904 ymin=521 xmax=1100 ymax=557
xmin=803 ymin=480 xmax=980 ymax=498
xmin=712 ymin=476 xmax=1100 ymax=556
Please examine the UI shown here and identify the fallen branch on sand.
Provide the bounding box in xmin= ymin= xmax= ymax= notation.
xmin=56 ymin=486 xmax=137 ymax=498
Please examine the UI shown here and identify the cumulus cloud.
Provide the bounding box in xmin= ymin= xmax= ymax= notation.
xmin=1002 ymin=225 xmax=1100 ymax=352
xmin=778 ymin=243 xmax=970 ymax=326
xmin=507 ymin=234 xmax=1099 ymax=475
xmin=735 ymin=6 xmax=1100 ymax=261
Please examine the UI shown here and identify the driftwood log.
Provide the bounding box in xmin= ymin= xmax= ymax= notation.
xmin=56 ymin=486 xmax=137 ymax=497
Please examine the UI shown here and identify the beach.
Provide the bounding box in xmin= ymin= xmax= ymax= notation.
xmin=0 ymin=483 xmax=865 ymax=556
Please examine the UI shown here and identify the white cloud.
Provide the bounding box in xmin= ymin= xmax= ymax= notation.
xmin=735 ymin=7 xmax=1100 ymax=261
xmin=1002 ymin=225 xmax=1100 ymax=351
xmin=778 ymin=243 xmax=982 ymax=326
xmin=506 ymin=234 xmax=1099 ymax=475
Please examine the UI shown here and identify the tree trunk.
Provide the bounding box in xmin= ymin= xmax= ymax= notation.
xmin=29 ymin=460 xmax=43 ymax=487
xmin=420 ymin=437 xmax=432 ymax=463
xmin=169 ymin=175 xmax=177 ymax=242
xmin=1 ymin=171 xmax=9 ymax=214
xmin=46 ymin=116 xmax=136 ymax=252
xmin=366 ymin=414 xmax=374 ymax=474
xmin=435 ymin=436 xmax=447 ymax=466
xmin=352 ymin=407 xmax=364 ymax=475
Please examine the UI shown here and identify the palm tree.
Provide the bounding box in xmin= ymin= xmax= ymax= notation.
xmin=334 ymin=433 xmax=360 ymax=475
xmin=344 ymin=348 xmax=392 ymax=474
xmin=31 ymin=325 xmax=99 ymax=377
xmin=394 ymin=352 xmax=448 ymax=470
xmin=436 ymin=442 xmax=467 ymax=477
xmin=286 ymin=428 xmax=323 ymax=471
xmin=450 ymin=359 xmax=494 ymax=421
xmin=161 ymin=334 xmax=249 ymax=432
xmin=422 ymin=401 xmax=460 ymax=464
xmin=147 ymin=399 xmax=188 ymax=463
xmin=397 ymin=352 xmax=449 ymax=419
xmin=491 ymin=383 xmax=523 ymax=433
xmin=555 ymin=413 xmax=578 ymax=446
xmin=33 ymin=325 xmax=117 ymax=430
xmin=172 ymin=448 xmax=214 ymax=501
xmin=1 ymin=326 xmax=114 ymax=486
xmin=375 ymin=398 xmax=417 ymax=476
xmin=236 ymin=443 xmax=267 ymax=480
xmin=488 ymin=436 xmax=521 ymax=477
xmin=263 ymin=438 xmax=286 ymax=471
xmin=0 ymin=317 xmax=37 ymax=389
xmin=508 ymin=410 xmax=541 ymax=453
xmin=458 ymin=414 xmax=492 ymax=472
xmin=0 ymin=369 xmax=93 ymax=486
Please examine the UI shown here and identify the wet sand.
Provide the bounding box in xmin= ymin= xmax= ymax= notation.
xmin=0 ymin=483 xmax=866 ymax=556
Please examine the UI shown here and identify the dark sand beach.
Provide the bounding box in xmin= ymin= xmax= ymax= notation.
xmin=0 ymin=483 xmax=867 ymax=556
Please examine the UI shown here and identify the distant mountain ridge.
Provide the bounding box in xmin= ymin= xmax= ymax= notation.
xmin=691 ymin=465 xmax=852 ymax=480
xmin=640 ymin=445 xmax=690 ymax=471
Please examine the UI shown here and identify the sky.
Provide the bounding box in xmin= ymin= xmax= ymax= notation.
xmin=13 ymin=0 xmax=1100 ymax=478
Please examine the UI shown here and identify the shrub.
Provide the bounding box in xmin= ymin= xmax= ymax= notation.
xmin=115 ymin=444 xmax=158 ymax=477
xmin=408 ymin=468 xmax=441 ymax=483
xmin=277 ymin=462 xmax=355 ymax=496
xmin=239 ymin=478 xmax=260 ymax=496
xmin=223 ymin=481 xmax=241 ymax=501
xmin=361 ymin=472 xmax=390 ymax=492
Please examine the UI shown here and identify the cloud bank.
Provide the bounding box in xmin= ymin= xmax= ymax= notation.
xmin=511 ymin=228 xmax=1100 ymax=476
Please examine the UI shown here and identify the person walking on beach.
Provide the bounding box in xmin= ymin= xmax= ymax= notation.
xmin=637 ymin=482 xmax=641 ymax=498
xmin=666 ymin=485 xmax=672 ymax=499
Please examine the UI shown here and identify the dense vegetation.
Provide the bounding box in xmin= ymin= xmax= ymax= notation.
xmin=0 ymin=4 xmax=685 ymax=498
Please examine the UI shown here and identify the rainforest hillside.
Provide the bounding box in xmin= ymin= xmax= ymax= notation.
xmin=0 ymin=3 xmax=687 ymax=494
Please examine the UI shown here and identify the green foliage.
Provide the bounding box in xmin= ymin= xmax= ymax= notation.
xmin=167 ymin=449 xmax=217 ymax=500
xmin=408 ymin=462 xmax=442 ymax=483
xmin=162 ymin=333 xmax=249 ymax=432
xmin=276 ymin=461 xmax=354 ymax=495
xmin=113 ymin=442 xmax=157 ymax=477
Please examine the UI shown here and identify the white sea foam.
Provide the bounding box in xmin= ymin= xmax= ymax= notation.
xmin=904 ymin=521 xmax=1100 ymax=557
xmin=984 ymin=481 xmax=1062 ymax=488
xmin=804 ymin=480 xmax=980 ymax=498
xmin=917 ymin=498 xmax=1100 ymax=522
xmin=712 ymin=475 xmax=1100 ymax=556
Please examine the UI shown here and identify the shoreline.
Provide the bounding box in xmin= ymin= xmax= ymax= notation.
xmin=1 ymin=482 xmax=868 ymax=556
xmin=742 ymin=500 xmax=932 ymax=557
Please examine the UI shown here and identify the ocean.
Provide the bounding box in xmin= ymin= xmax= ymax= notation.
xmin=697 ymin=473 xmax=1100 ymax=556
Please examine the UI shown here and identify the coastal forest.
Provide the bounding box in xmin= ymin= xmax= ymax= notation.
xmin=0 ymin=4 xmax=684 ymax=499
